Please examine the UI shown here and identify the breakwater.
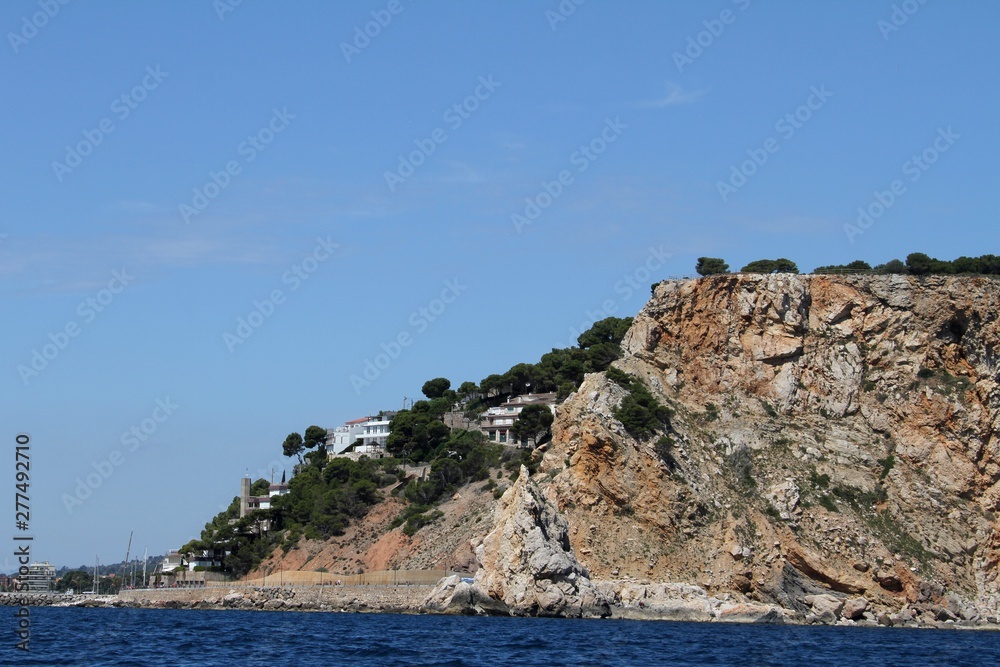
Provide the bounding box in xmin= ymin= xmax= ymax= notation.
xmin=0 ymin=585 xmax=436 ymax=613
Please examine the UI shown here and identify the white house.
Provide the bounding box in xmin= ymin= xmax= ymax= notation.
xmin=328 ymin=413 xmax=396 ymax=458
xmin=161 ymin=550 xmax=184 ymax=573
xmin=356 ymin=413 xmax=394 ymax=454
xmin=326 ymin=417 xmax=367 ymax=455
xmin=481 ymin=393 xmax=557 ymax=445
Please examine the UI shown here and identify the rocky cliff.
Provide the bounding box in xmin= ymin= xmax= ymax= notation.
xmin=539 ymin=274 xmax=1000 ymax=624
xmin=259 ymin=274 xmax=1000 ymax=625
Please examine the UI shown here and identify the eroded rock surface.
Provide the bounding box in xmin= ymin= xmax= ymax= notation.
xmin=424 ymin=466 xmax=610 ymax=617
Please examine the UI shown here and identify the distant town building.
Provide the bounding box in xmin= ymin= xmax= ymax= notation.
xmin=20 ymin=561 xmax=56 ymax=592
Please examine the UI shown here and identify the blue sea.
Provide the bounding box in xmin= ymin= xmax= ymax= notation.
xmin=5 ymin=607 xmax=1000 ymax=666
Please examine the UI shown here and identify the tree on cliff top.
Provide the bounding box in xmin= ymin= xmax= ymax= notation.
xmin=813 ymin=260 xmax=872 ymax=274
xmin=577 ymin=316 xmax=632 ymax=350
xmin=873 ymin=259 xmax=907 ymax=274
xmin=740 ymin=258 xmax=799 ymax=274
xmin=696 ymin=257 xmax=730 ymax=276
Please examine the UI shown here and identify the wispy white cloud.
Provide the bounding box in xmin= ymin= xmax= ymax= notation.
xmin=0 ymin=230 xmax=288 ymax=295
xmin=638 ymin=82 xmax=707 ymax=108
xmin=432 ymin=160 xmax=486 ymax=185
xmin=106 ymin=199 xmax=158 ymax=214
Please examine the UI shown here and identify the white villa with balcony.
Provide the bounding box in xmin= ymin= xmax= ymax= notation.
xmin=328 ymin=413 xmax=396 ymax=458
xmin=481 ymin=393 xmax=557 ymax=445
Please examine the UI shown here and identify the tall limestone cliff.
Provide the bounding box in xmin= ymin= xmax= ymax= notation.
xmin=539 ymin=274 xmax=1000 ymax=621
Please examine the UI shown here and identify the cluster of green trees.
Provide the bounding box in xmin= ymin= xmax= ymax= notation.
xmin=814 ymin=253 xmax=1000 ymax=275
xmin=281 ymin=425 xmax=328 ymax=465
xmin=386 ymin=380 xmax=458 ymax=461
xmin=54 ymin=570 xmax=108 ymax=594
xmin=605 ymin=367 xmax=673 ymax=441
xmin=386 ymin=318 xmax=630 ymax=464
xmin=812 ymin=260 xmax=879 ymax=273
xmin=187 ymin=481 xmax=274 ymax=576
xmin=696 ymin=257 xmax=799 ymax=275
xmin=742 ymin=258 xmax=799 ymax=274
xmin=476 ymin=316 xmax=633 ymax=401
xmin=193 ymin=458 xmax=400 ymax=577
xmin=697 ymin=253 xmax=1000 ymax=277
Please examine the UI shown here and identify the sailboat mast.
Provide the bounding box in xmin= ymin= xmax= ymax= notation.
xmin=119 ymin=530 xmax=133 ymax=592
xmin=142 ymin=548 xmax=148 ymax=588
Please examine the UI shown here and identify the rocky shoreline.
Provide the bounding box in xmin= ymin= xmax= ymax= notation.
xmin=4 ymin=586 xmax=998 ymax=630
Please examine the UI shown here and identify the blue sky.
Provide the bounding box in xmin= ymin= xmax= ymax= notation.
xmin=2 ymin=0 xmax=998 ymax=569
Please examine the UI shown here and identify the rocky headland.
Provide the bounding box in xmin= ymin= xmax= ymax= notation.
xmin=25 ymin=275 xmax=1000 ymax=628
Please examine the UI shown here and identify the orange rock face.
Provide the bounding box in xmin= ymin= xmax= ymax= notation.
xmin=542 ymin=274 xmax=1000 ymax=618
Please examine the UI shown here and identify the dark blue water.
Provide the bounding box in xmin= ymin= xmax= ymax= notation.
xmin=4 ymin=607 xmax=999 ymax=666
